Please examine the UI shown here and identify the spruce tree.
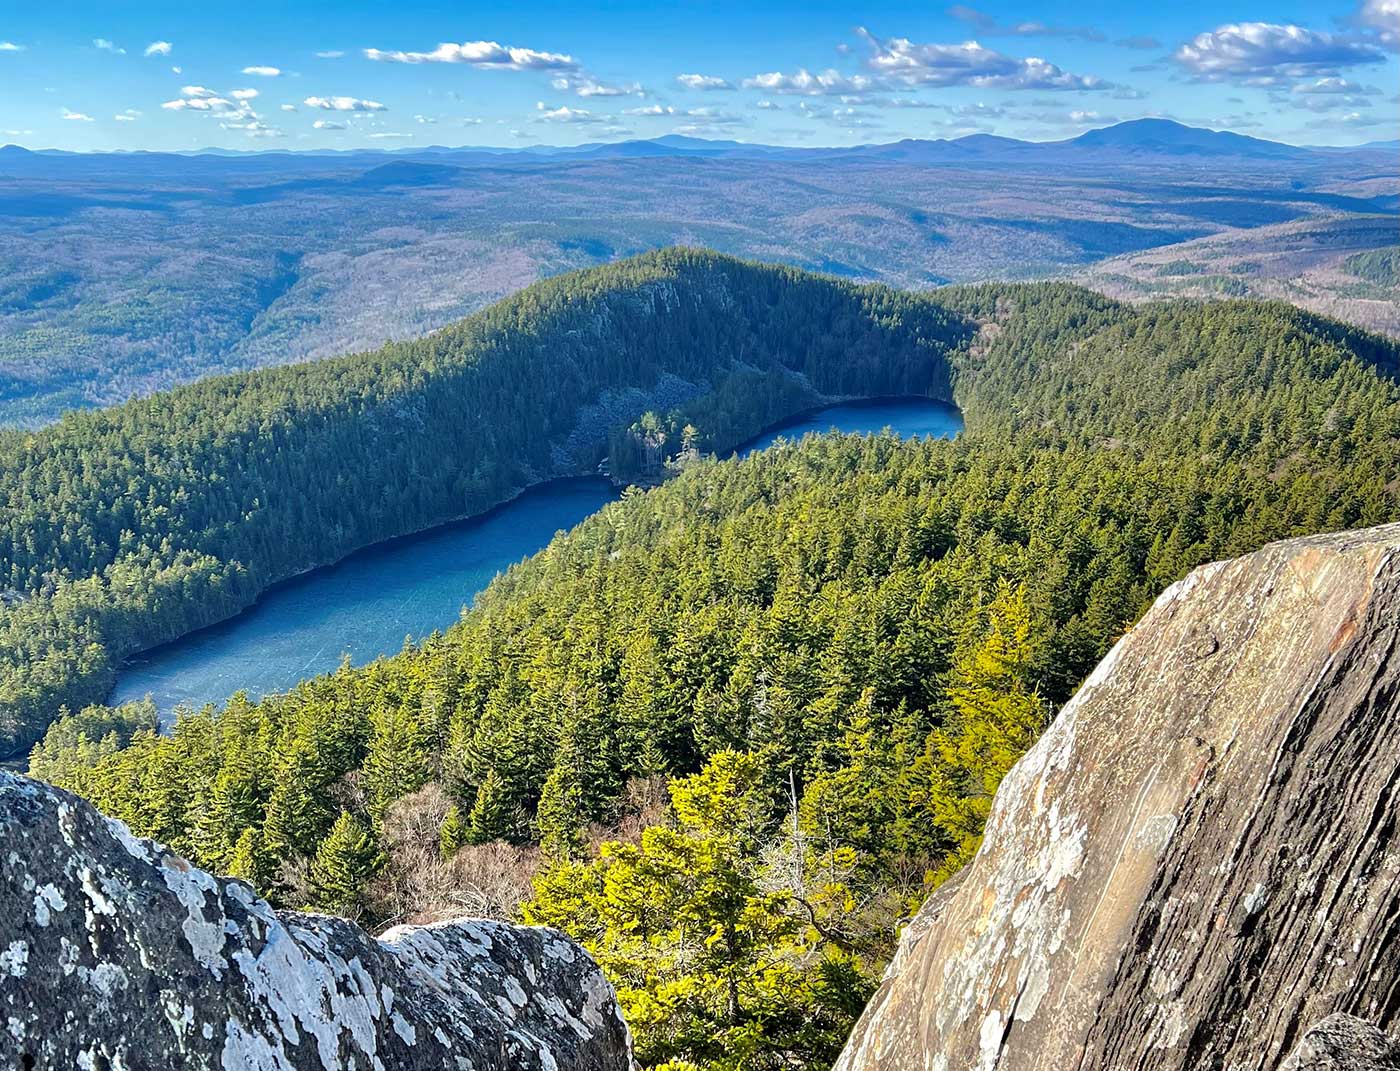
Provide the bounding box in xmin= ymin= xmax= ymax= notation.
xmin=467 ymin=768 xmax=518 ymax=843
xmin=308 ymin=811 xmax=382 ymax=919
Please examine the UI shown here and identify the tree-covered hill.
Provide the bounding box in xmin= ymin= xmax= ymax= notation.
xmin=31 ymin=279 xmax=1400 ymax=1069
xmin=0 ymin=249 xmax=967 ymax=754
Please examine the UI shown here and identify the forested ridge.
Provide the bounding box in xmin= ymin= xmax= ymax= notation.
xmin=0 ymin=249 xmax=965 ymax=754
xmin=31 ymin=273 xmax=1400 ymax=1069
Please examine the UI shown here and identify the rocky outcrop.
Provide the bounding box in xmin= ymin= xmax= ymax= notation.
xmin=837 ymin=524 xmax=1400 ymax=1071
xmin=1280 ymin=1014 xmax=1400 ymax=1070
xmin=0 ymin=772 xmax=632 ymax=1070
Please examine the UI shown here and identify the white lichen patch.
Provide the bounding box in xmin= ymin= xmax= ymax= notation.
xmin=103 ymin=815 xmax=155 ymax=864
xmin=2 ymin=770 xmax=630 ymax=1071
xmin=0 ymin=939 xmax=29 ymax=977
xmin=1243 ymin=883 xmax=1269 ymax=916
xmin=159 ymin=855 xmax=228 ymax=978
xmin=977 ymin=1009 xmax=1005 ymax=1071
xmin=58 ymin=935 xmax=80 ymax=975
xmin=79 ymin=866 xmax=117 ymax=918
xmin=34 ymin=882 xmax=67 ymax=927
xmin=231 ymin=923 xmax=386 ymax=1070
xmin=1039 ymin=806 xmax=1087 ymax=893
xmin=1150 ymin=999 xmax=1188 ymax=1050
xmin=221 ymin=1017 xmax=287 ymax=1071
xmin=79 ymin=961 xmax=129 ymax=1000
xmin=1133 ymin=814 xmax=1178 ymax=856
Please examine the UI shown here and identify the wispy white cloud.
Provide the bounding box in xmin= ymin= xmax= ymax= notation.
xmin=222 ymin=118 xmax=284 ymax=138
xmin=940 ymin=101 xmax=1007 ymax=117
xmin=304 ymin=95 xmax=387 ymax=111
xmin=1172 ymin=22 xmax=1386 ymax=82
xmin=315 ymin=50 xmax=345 ymax=59
xmin=868 ymin=95 xmax=950 ymax=110
xmin=857 ymin=28 xmax=1115 ymax=90
xmin=242 ymin=65 xmax=281 ymax=77
xmin=113 ymin=109 xmax=141 ymax=121
xmin=678 ymin=106 xmax=743 ymax=126
xmin=623 ymin=104 xmax=743 ymax=125
xmin=1294 ymin=76 xmax=1377 ymax=93
xmin=0 ymin=41 xmax=25 ymax=52
xmin=742 ymin=68 xmax=878 ymax=95
xmin=313 ymin=119 xmax=346 ymax=129
xmin=163 ymin=96 xmax=236 ymax=112
xmin=551 ymin=75 xmax=644 ymax=97
xmin=93 ymin=39 xmax=125 ymax=55
xmin=1304 ymin=109 xmax=1390 ymax=128
xmin=162 ymin=85 xmax=252 ymax=116
xmin=367 ymin=131 xmax=413 ymax=138
xmin=533 ymin=102 xmax=603 ymax=123
xmin=61 ymin=107 xmax=94 ymax=121
xmin=676 ymin=73 xmax=734 ymax=90
xmin=1350 ymin=0 xmax=1399 ymax=49
xmin=280 ymin=103 xmax=297 ymax=112
xmin=946 ymin=6 xmax=1105 ymax=43
xmin=1279 ymin=76 xmax=1382 ymax=111
xmin=144 ymin=41 xmax=172 ymax=57
xmin=365 ymin=40 xmax=579 ymax=71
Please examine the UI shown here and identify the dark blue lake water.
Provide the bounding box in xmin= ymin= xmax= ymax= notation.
xmin=110 ymin=397 xmax=962 ymax=720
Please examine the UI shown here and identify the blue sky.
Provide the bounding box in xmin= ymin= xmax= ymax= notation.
xmin=1 ymin=0 xmax=1396 ymax=151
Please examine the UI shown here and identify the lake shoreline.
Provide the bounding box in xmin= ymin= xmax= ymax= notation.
xmin=106 ymin=395 xmax=962 ymax=720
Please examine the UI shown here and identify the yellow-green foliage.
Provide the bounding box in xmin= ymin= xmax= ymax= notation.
xmin=30 ymin=284 xmax=1400 ymax=1069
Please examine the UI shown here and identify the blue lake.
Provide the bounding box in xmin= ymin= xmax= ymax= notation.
xmin=110 ymin=397 xmax=962 ymax=720
xmin=734 ymin=397 xmax=963 ymax=456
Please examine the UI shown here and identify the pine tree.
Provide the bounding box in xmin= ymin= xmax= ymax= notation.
xmin=535 ymin=759 xmax=585 ymax=859
xmin=468 ymin=768 xmax=518 ymax=843
xmin=439 ymin=804 xmax=470 ymax=860
xmin=923 ymin=580 xmax=1047 ymax=873
xmin=308 ymin=811 xmax=382 ymax=919
xmin=362 ymin=703 xmax=430 ymax=820
xmin=226 ymin=827 xmax=272 ymax=890
xmin=262 ymin=743 xmax=336 ymax=862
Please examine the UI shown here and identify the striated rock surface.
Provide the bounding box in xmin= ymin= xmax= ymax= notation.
xmin=837 ymin=524 xmax=1400 ymax=1071
xmin=0 ymin=771 xmax=632 ymax=1071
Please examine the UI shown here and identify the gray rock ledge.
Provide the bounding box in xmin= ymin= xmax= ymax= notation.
xmin=0 ymin=771 xmax=633 ymax=1070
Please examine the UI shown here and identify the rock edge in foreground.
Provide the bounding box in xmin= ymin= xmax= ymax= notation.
xmin=0 ymin=771 xmax=633 ymax=1070
xmin=837 ymin=523 xmax=1400 ymax=1071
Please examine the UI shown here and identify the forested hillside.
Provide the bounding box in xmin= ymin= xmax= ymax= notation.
xmin=0 ymin=250 xmax=965 ymax=754
xmin=32 ymin=281 xmax=1400 ymax=1069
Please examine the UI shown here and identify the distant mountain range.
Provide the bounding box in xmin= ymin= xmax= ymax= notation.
xmin=0 ymin=116 xmax=1392 ymax=428
xmin=3 ymin=120 xmax=1393 ymax=174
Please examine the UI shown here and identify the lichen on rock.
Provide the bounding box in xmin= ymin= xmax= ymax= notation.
xmin=0 ymin=771 xmax=633 ymax=1070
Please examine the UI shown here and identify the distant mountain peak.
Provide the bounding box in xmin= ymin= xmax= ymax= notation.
xmin=1068 ymin=118 xmax=1302 ymax=158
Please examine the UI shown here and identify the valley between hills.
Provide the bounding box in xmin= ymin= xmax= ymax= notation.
xmin=9 ymin=238 xmax=1400 ymax=1068
xmin=2 ymin=119 xmax=1395 ymax=426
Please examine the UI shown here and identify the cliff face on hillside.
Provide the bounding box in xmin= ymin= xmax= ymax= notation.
xmin=0 ymin=772 xmax=632 ymax=1071
xmin=837 ymin=524 xmax=1400 ymax=1071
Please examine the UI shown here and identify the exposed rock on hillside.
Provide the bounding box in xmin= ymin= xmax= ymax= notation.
xmin=837 ymin=524 xmax=1400 ymax=1071
xmin=1280 ymin=1014 xmax=1400 ymax=1070
xmin=0 ymin=771 xmax=632 ymax=1070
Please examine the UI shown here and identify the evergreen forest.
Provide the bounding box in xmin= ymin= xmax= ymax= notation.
xmin=24 ymin=252 xmax=1400 ymax=1069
